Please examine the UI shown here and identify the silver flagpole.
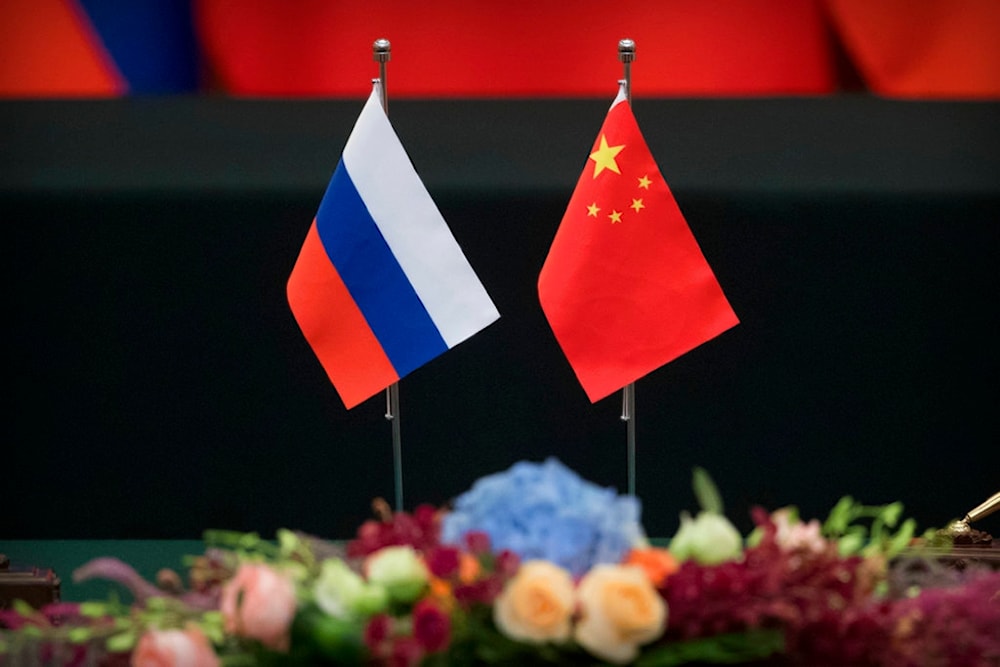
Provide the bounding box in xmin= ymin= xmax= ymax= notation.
xmin=373 ymin=38 xmax=404 ymax=512
xmin=374 ymin=38 xmax=389 ymax=113
xmin=618 ymin=38 xmax=638 ymax=498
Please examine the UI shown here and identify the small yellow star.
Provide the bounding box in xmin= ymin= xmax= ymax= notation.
xmin=586 ymin=202 xmax=600 ymax=217
xmin=637 ymin=175 xmax=652 ymax=190
xmin=589 ymin=134 xmax=625 ymax=178
xmin=630 ymin=198 xmax=645 ymax=213
xmin=609 ymin=210 xmax=623 ymax=224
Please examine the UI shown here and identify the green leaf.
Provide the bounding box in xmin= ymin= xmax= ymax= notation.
xmin=201 ymin=610 xmax=224 ymax=625
xmin=105 ymin=630 xmax=138 ymax=653
xmin=823 ymin=496 xmax=857 ymax=535
xmin=11 ymin=599 xmax=39 ymax=619
xmin=837 ymin=530 xmax=866 ymax=556
xmin=635 ymin=629 xmax=785 ymax=666
xmin=218 ymin=654 xmax=262 ymax=667
xmin=202 ymin=623 xmax=226 ymax=645
xmin=880 ymin=501 xmax=903 ymax=527
xmin=884 ymin=517 xmax=917 ymax=558
xmin=821 ymin=495 xmax=919 ymax=559
xmin=68 ymin=627 xmax=93 ymax=643
xmin=79 ymin=601 xmax=110 ymax=618
xmin=204 ymin=529 xmax=259 ymax=550
xmin=692 ymin=467 xmax=724 ymax=515
xmin=144 ymin=596 xmax=168 ymax=612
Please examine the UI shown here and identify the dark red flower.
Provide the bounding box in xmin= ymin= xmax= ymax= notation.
xmin=363 ymin=613 xmax=393 ymax=654
xmin=454 ymin=576 xmax=505 ymax=607
xmin=463 ymin=530 xmax=492 ymax=555
xmin=412 ymin=504 xmax=439 ymax=529
xmin=389 ymin=636 xmax=424 ymax=667
xmin=347 ymin=504 xmax=442 ymax=558
xmin=412 ymin=599 xmax=451 ymax=653
xmin=425 ymin=545 xmax=460 ymax=579
xmin=493 ymin=549 xmax=521 ymax=578
xmin=0 ymin=609 xmax=27 ymax=630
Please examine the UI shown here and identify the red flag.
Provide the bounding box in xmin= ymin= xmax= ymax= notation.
xmin=538 ymin=88 xmax=738 ymax=403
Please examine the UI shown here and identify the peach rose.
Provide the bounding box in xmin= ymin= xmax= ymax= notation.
xmin=493 ymin=560 xmax=575 ymax=643
xmin=574 ymin=564 xmax=667 ymax=665
xmin=220 ymin=562 xmax=298 ymax=651
xmin=131 ymin=624 xmax=219 ymax=667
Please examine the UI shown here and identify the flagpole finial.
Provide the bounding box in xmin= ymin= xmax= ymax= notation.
xmin=618 ymin=39 xmax=635 ymax=63
xmin=373 ymin=39 xmax=391 ymax=63
xmin=618 ymin=39 xmax=635 ymax=102
xmin=373 ymin=39 xmax=391 ymax=113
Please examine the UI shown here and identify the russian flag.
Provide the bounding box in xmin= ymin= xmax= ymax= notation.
xmin=287 ymin=83 xmax=500 ymax=409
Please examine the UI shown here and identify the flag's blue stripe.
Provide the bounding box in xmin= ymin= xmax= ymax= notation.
xmin=315 ymin=161 xmax=448 ymax=378
xmin=78 ymin=0 xmax=200 ymax=93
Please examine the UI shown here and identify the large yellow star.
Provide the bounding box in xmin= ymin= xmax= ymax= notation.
xmin=589 ymin=134 xmax=624 ymax=178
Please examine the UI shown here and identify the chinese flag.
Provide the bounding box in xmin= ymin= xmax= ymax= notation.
xmin=538 ymin=87 xmax=738 ymax=403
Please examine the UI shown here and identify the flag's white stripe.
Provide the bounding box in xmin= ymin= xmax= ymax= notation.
xmin=342 ymin=87 xmax=499 ymax=348
xmin=611 ymin=84 xmax=628 ymax=108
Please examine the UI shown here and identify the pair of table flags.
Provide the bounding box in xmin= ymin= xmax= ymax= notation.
xmin=287 ymin=83 xmax=738 ymax=410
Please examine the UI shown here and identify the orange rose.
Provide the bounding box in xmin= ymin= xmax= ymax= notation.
xmin=574 ymin=564 xmax=667 ymax=665
xmin=220 ymin=563 xmax=297 ymax=651
xmin=624 ymin=547 xmax=679 ymax=587
xmin=458 ymin=551 xmax=481 ymax=584
xmin=493 ymin=560 xmax=575 ymax=643
xmin=131 ymin=624 xmax=219 ymax=667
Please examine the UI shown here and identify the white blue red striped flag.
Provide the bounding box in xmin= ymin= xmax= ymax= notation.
xmin=287 ymin=83 xmax=500 ymax=408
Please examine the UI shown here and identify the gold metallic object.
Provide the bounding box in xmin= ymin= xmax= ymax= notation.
xmin=946 ymin=491 xmax=1000 ymax=535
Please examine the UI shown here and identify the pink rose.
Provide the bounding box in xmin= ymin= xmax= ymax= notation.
xmin=131 ymin=624 xmax=219 ymax=667
xmin=220 ymin=563 xmax=297 ymax=651
xmin=771 ymin=508 xmax=827 ymax=554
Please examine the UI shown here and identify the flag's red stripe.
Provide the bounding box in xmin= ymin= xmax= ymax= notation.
xmin=0 ymin=0 xmax=126 ymax=97
xmin=287 ymin=222 xmax=399 ymax=409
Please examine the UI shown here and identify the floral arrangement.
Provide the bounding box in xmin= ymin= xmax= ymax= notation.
xmin=2 ymin=457 xmax=998 ymax=666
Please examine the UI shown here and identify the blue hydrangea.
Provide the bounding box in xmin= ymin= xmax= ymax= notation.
xmin=440 ymin=457 xmax=644 ymax=577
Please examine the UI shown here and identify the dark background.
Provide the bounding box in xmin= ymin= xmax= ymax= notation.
xmin=2 ymin=96 xmax=998 ymax=542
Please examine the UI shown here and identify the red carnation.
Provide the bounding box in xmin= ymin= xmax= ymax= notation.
xmin=493 ymin=549 xmax=521 ymax=578
xmin=389 ymin=636 xmax=424 ymax=667
xmin=463 ymin=530 xmax=492 ymax=555
xmin=363 ymin=613 xmax=393 ymax=655
xmin=412 ymin=599 xmax=451 ymax=653
xmin=425 ymin=545 xmax=461 ymax=579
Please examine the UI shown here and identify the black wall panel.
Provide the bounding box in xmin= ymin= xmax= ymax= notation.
xmin=3 ymin=97 xmax=998 ymax=540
